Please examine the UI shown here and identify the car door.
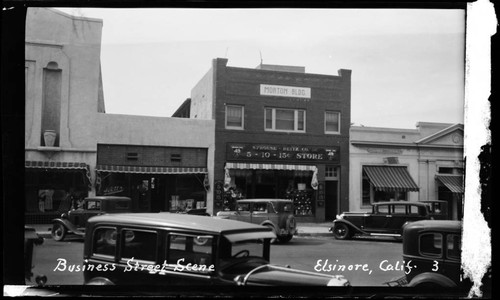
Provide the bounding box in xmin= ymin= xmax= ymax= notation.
xmin=385 ymin=204 xmax=409 ymax=233
xmin=81 ymin=200 xmax=102 ymax=227
xmin=251 ymin=202 xmax=270 ymax=225
xmin=363 ymin=204 xmax=392 ymax=233
xmin=232 ymin=202 xmax=251 ymax=223
xmin=69 ymin=200 xmax=101 ymax=229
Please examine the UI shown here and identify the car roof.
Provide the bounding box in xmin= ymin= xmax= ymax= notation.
xmin=373 ymin=201 xmax=427 ymax=206
xmin=404 ymin=220 xmax=462 ymax=232
xmin=237 ymin=199 xmax=293 ymax=203
xmin=419 ymin=200 xmax=447 ymax=203
xmin=84 ymin=196 xmax=131 ymax=202
xmin=87 ymin=213 xmax=273 ymax=234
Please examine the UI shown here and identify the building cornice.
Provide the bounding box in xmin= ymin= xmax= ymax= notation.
xmin=26 ymin=40 xmax=64 ymax=49
xmin=351 ymin=140 xmax=464 ymax=150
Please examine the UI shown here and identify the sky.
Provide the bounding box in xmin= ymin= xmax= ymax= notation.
xmin=55 ymin=7 xmax=466 ymax=129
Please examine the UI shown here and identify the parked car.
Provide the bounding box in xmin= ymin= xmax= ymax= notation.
xmin=24 ymin=226 xmax=47 ymax=286
xmin=83 ymin=213 xmax=350 ymax=286
xmin=386 ymin=220 xmax=473 ymax=290
xmin=329 ymin=201 xmax=430 ymax=240
xmin=216 ymin=199 xmax=296 ymax=243
xmin=178 ymin=207 xmax=210 ymax=216
xmin=51 ymin=196 xmax=132 ymax=241
xmin=419 ymin=200 xmax=449 ymax=220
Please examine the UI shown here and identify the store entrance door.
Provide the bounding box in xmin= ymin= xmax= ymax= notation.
xmin=325 ymin=181 xmax=338 ymax=221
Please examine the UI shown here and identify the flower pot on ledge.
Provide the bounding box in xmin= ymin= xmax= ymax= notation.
xmin=43 ymin=130 xmax=57 ymax=147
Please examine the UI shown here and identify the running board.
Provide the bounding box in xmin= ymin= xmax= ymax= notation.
xmin=368 ymin=233 xmax=400 ymax=237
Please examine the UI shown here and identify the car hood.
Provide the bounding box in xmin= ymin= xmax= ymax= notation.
xmin=235 ymin=265 xmax=350 ymax=286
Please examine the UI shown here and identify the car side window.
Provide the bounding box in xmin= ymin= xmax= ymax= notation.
xmin=87 ymin=200 xmax=101 ymax=210
xmin=419 ymin=233 xmax=443 ymax=258
xmin=237 ymin=203 xmax=250 ymax=212
xmin=93 ymin=227 xmax=117 ymax=258
xmin=253 ymin=203 xmax=268 ymax=213
xmin=392 ymin=205 xmax=406 ymax=214
xmin=447 ymin=234 xmax=461 ymax=260
xmin=376 ymin=205 xmax=389 ymax=214
xmin=114 ymin=201 xmax=130 ymax=210
xmin=120 ymin=229 xmax=157 ymax=262
xmin=167 ymin=233 xmax=214 ymax=272
xmin=407 ymin=205 xmax=421 ymax=216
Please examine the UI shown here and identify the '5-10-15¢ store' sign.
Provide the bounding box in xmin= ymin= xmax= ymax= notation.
xmin=227 ymin=143 xmax=340 ymax=162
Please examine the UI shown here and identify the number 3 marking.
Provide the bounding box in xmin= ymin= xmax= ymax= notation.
xmin=432 ymin=260 xmax=439 ymax=272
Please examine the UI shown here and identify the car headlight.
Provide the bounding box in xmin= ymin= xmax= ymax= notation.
xmin=327 ymin=275 xmax=350 ymax=286
xmin=336 ymin=214 xmax=344 ymax=220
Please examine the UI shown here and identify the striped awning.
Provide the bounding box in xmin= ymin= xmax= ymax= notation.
xmin=26 ymin=161 xmax=88 ymax=170
xmin=363 ymin=166 xmax=419 ymax=192
xmin=25 ymin=161 xmax=92 ymax=189
xmin=96 ymin=165 xmax=207 ymax=174
xmin=435 ymin=175 xmax=464 ymax=194
xmin=225 ymin=162 xmax=317 ymax=171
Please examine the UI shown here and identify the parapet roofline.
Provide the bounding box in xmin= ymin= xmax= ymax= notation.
xmin=47 ymin=7 xmax=103 ymax=23
xmin=256 ymin=63 xmax=305 ymax=73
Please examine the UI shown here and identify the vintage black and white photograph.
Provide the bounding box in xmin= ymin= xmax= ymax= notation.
xmin=2 ymin=0 xmax=494 ymax=298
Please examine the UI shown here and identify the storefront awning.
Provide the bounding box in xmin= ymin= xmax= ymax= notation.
xmin=364 ymin=166 xmax=419 ymax=192
xmin=435 ymin=174 xmax=464 ymax=194
xmin=225 ymin=162 xmax=317 ymax=171
xmin=26 ymin=161 xmax=88 ymax=170
xmin=25 ymin=161 xmax=92 ymax=189
xmin=96 ymin=165 xmax=208 ymax=174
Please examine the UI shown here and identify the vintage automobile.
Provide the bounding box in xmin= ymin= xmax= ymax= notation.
xmin=82 ymin=213 xmax=350 ymax=286
xmin=24 ymin=226 xmax=47 ymax=286
xmin=216 ymin=199 xmax=296 ymax=243
xmin=329 ymin=201 xmax=430 ymax=240
xmin=51 ymin=196 xmax=132 ymax=241
xmin=419 ymin=200 xmax=449 ymax=220
xmin=385 ymin=220 xmax=474 ymax=290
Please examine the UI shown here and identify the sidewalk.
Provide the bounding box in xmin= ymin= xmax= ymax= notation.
xmin=27 ymin=222 xmax=334 ymax=238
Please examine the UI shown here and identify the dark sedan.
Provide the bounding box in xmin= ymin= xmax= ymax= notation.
xmin=329 ymin=201 xmax=430 ymax=240
xmin=83 ymin=213 xmax=350 ymax=286
xmin=51 ymin=196 xmax=132 ymax=241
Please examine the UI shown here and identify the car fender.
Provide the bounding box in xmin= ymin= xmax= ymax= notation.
xmin=330 ymin=219 xmax=366 ymax=235
xmin=407 ymin=272 xmax=457 ymax=288
xmin=52 ymin=218 xmax=83 ymax=235
xmin=85 ymin=277 xmax=115 ymax=285
xmin=260 ymin=221 xmax=277 ymax=232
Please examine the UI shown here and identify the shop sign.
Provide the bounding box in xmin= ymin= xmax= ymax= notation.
xmin=260 ymin=84 xmax=311 ymax=99
xmin=227 ymin=143 xmax=339 ymax=162
xmin=103 ymin=186 xmax=124 ymax=195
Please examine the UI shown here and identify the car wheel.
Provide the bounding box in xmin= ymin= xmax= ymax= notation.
xmin=51 ymin=223 xmax=66 ymax=241
xmin=332 ymin=223 xmax=351 ymax=240
xmin=278 ymin=234 xmax=293 ymax=243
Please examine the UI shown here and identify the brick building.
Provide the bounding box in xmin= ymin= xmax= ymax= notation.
xmin=175 ymin=58 xmax=352 ymax=221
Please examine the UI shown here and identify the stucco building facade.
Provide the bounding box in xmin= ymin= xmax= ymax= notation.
xmin=349 ymin=122 xmax=465 ymax=220
xmin=24 ymin=8 xmax=215 ymax=223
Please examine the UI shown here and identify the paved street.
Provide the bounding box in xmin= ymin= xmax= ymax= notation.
xmin=31 ymin=235 xmax=404 ymax=287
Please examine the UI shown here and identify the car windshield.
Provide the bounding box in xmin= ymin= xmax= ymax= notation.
xmin=218 ymin=237 xmax=268 ymax=278
xmin=219 ymin=238 xmax=266 ymax=260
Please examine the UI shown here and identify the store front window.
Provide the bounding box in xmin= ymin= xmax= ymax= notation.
xmin=97 ymin=172 xmax=207 ymax=213
xmin=223 ymin=169 xmax=314 ymax=215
